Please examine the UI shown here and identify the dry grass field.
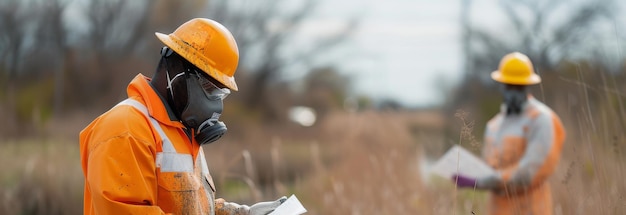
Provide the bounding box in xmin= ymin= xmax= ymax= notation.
xmin=0 ymin=106 xmax=624 ymax=214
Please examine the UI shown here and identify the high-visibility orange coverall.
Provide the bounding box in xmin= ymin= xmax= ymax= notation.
xmin=477 ymin=96 xmax=566 ymax=215
xmin=80 ymin=74 xmax=248 ymax=215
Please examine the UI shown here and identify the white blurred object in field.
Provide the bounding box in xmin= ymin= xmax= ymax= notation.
xmin=288 ymin=106 xmax=317 ymax=127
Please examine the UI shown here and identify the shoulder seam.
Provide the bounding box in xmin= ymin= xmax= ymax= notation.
xmin=89 ymin=131 xmax=156 ymax=156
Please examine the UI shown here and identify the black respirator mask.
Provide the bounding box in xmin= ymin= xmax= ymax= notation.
xmin=501 ymin=86 xmax=527 ymax=115
xmin=162 ymin=47 xmax=230 ymax=145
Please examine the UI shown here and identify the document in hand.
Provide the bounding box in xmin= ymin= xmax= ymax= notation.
xmin=430 ymin=145 xmax=495 ymax=179
xmin=269 ymin=194 xmax=307 ymax=215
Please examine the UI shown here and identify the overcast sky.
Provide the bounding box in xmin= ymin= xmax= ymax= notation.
xmin=306 ymin=0 xmax=466 ymax=108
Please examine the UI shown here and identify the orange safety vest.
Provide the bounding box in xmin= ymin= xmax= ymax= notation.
xmin=80 ymin=74 xmax=217 ymax=215
xmin=482 ymin=96 xmax=566 ymax=215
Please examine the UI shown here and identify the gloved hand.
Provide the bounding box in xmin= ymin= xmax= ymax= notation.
xmin=451 ymin=174 xmax=477 ymax=188
xmin=249 ymin=196 xmax=288 ymax=215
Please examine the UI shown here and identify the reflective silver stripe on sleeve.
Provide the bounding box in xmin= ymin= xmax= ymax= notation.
xmin=116 ymin=98 xmax=194 ymax=173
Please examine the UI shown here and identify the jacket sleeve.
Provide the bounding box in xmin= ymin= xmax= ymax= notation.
xmin=86 ymin=134 xmax=168 ymax=214
xmin=478 ymin=112 xmax=565 ymax=193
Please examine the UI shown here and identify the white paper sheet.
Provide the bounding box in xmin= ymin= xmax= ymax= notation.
xmin=430 ymin=145 xmax=495 ymax=179
xmin=269 ymin=194 xmax=307 ymax=215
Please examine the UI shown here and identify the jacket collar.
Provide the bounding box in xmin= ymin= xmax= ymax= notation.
xmin=126 ymin=74 xmax=184 ymax=128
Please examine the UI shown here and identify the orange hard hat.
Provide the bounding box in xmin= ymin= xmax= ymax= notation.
xmin=156 ymin=18 xmax=240 ymax=91
xmin=491 ymin=52 xmax=541 ymax=85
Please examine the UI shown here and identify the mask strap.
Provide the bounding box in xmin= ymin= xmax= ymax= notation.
xmin=166 ymin=71 xmax=185 ymax=99
xmin=162 ymin=54 xmax=185 ymax=99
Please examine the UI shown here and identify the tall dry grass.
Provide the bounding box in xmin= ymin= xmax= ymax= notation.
xmin=1 ymin=78 xmax=625 ymax=214
xmin=0 ymin=138 xmax=83 ymax=215
xmin=204 ymin=110 xmax=492 ymax=214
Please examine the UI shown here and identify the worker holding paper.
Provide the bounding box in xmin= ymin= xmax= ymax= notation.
xmin=452 ymin=52 xmax=566 ymax=215
xmin=80 ymin=18 xmax=287 ymax=215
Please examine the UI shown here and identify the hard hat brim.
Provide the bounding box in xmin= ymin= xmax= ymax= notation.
xmin=491 ymin=70 xmax=541 ymax=85
xmin=155 ymin=32 xmax=239 ymax=91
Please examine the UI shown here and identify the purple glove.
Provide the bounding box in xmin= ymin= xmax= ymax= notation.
xmin=451 ymin=174 xmax=477 ymax=188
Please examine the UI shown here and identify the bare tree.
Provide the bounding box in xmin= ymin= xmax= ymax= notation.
xmin=68 ymin=0 xmax=156 ymax=106
xmin=150 ymin=0 xmax=207 ymax=32
xmin=0 ymin=0 xmax=34 ymax=99
xmin=84 ymin=0 xmax=154 ymax=55
xmin=0 ymin=0 xmax=49 ymax=132
xmin=33 ymin=0 xmax=71 ymax=116
xmin=462 ymin=0 xmax=617 ymax=83
xmin=202 ymin=0 xmax=357 ymax=119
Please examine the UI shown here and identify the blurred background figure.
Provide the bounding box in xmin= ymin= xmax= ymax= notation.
xmin=453 ymin=52 xmax=566 ymax=215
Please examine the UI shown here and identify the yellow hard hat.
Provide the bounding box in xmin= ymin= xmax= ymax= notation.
xmin=491 ymin=52 xmax=541 ymax=85
xmin=156 ymin=18 xmax=240 ymax=91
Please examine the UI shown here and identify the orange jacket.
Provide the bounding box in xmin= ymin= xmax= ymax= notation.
xmin=80 ymin=74 xmax=248 ymax=215
xmin=478 ymin=96 xmax=566 ymax=215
